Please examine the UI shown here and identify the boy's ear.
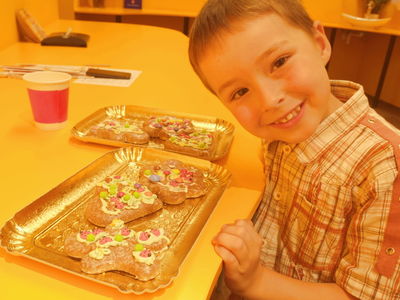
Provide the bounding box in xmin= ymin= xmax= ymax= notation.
xmin=312 ymin=20 xmax=331 ymax=65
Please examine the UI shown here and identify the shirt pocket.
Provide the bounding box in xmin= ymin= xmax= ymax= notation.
xmin=280 ymin=189 xmax=349 ymax=272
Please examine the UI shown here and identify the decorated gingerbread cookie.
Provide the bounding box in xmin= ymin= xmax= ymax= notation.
xmin=143 ymin=116 xmax=195 ymax=140
xmin=85 ymin=175 xmax=163 ymax=227
xmin=64 ymin=219 xmax=170 ymax=281
xmin=164 ymin=129 xmax=214 ymax=157
xmin=89 ymin=118 xmax=149 ymax=144
xmin=139 ymin=159 xmax=208 ymax=205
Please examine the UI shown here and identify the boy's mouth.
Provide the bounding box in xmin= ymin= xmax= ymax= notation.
xmin=271 ymin=103 xmax=304 ymax=127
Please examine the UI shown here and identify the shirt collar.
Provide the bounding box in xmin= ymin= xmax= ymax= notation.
xmin=293 ymin=80 xmax=370 ymax=164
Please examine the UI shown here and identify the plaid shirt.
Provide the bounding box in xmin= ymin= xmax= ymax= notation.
xmin=253 ymin=81 xmax=400 ymax=299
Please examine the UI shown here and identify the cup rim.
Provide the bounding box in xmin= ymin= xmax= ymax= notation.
xmin=23 ymin=71 xmax=72 ymax=85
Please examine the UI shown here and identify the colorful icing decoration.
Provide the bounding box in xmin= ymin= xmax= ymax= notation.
xmin=132 ymin=247 xmax=156 ymax=265
xmin=143 ymin=165 xmax=198 ymax=193
xmin=95 ymin=119 xmax=145 ymax=135
xmin=168 ymin=129 xmax=213 ymax=150
xmin=136 ymin=228 xmax=171 ymax=247
xmin=148 ymin=116 xmax=193 ymax=134
xmin=77 ymin=228 xmax=107 ymax=244
xmin=78 ymin=220 xmax=136 ymax=260
xmin=97 ymin=175 xmax=157 ymax=215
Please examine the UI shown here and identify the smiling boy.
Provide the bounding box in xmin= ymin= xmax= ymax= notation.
xmin=189 ymin=0 xmax=400 ymax=299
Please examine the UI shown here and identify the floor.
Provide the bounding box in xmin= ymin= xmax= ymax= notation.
xmin=374 ymin=100 xmax=400 ymax=129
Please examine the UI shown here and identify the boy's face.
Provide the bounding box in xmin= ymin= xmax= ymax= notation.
xmin=199 ymin=13 xmax=342 ymax=143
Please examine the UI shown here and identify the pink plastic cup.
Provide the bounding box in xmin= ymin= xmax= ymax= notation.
xmin=23 ymin=71 xmax=72 ymax=130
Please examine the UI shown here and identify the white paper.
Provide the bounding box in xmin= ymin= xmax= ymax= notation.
xmin=6 ymin=64 xmax=142 ymax=87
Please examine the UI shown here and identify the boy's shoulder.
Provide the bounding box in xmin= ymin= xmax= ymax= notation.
xmin=358 ymin=109 xmax=400 ymax=152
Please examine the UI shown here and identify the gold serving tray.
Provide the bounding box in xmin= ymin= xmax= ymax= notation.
xmin=0 ymin=147 xmax=231 ymax=294
xmin=71 ymin=105 xmax=235 ymax=161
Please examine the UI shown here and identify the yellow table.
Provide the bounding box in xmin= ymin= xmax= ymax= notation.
xmin=0 ymin=20 xmax=263 ymax=299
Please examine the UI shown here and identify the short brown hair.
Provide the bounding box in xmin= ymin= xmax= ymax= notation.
xmin=188 ymin=0 xmax=314 ymax=91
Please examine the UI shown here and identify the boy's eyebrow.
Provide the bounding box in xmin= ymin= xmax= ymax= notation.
xmin=255 ymin=40 xmax=289 ymax=64
xmin=218 ymin=78 xmax=238 ymax=96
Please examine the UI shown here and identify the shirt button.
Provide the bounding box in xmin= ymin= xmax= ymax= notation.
xmin=273 ymin=190 xmax=282 ymax=200
xmin=282 ymin=145 xmax=291 ymax=154
xmin=386 ymin=247 xmax=396 ymax=255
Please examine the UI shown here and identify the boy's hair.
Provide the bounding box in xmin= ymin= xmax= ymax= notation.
xmin=188 ymin=0 xmax=314 ymax=92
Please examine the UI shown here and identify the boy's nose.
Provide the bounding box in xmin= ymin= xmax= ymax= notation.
xmin=255 ymin=77 xmax=285 ymax=110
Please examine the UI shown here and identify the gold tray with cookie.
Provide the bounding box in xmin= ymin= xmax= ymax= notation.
xmin=0 ymin=147 xmax=231 ymax=294
xmin=71 ymin=105 xmax=235 ymax=161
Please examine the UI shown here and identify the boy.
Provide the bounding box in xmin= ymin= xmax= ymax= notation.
xmin=188 ymin=0 xmax=400 ymax=299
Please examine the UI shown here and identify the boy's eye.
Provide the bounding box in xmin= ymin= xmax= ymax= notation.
xmin=272 ymin=56 xmax=289 ymax=71
xmin=231 ymin=88 xmax=249 ymax=100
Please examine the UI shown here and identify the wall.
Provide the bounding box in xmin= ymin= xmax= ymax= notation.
xmin=0 ymin=0 xmax=59 ymax=50
xmin=327 ymin=28 xmax=400 ymax=107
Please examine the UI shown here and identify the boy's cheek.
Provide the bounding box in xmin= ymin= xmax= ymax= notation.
xmin=233 ymin=106 xmax=254 ymax=125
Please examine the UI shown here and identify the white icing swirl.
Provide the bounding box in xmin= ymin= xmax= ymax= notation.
xmin=88 ymin=247 xmax=111 ymax=260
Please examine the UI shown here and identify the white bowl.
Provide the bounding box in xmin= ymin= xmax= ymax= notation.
xmin=341 ymin=13 xmax=391 ymax=28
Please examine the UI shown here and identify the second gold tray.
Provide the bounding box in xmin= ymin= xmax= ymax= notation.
xmin=71 ymin=105 xmax=235 ymax=161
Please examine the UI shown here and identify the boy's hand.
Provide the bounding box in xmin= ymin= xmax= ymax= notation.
xmin=212 ymin=219 xmax=263 ymax=295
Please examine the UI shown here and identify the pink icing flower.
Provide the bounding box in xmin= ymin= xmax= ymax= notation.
xmin=117 ymin=191 xmax=125 ymax=198
xmin=115 ymin=202 xmax=125 ymax=209
xmin=99 ymin=236 xmax=113 ymax=245
xmin=140 ymin=249 xmax=152 ymax=257
xmin=80 ymin=230 xmax=90 ymax=239
xmin=151 ymin=229 xmax=160 ymax=236
xmin=170 ymin=180 xmax=178 ymax=187
xmin=139 ymin=231 xmax=150 ymax=241
xmin=114 ymin=175 xmax=121 ymax=179
xmin=121 ymin=228 xmax=131 ymax=236
xmin=137 ymin=187 xmax=145 ymax=193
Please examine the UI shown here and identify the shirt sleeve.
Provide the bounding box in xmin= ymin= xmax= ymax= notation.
xmin=335 ymin=142 xmax=400 ymax=299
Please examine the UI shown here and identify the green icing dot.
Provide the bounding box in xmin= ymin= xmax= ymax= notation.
xmin=144 ymin=169 xmax=152 ymax=176
xmin=99 ymin=191 xmax=108 ymax=199
xmin=86 ymin=234 xmax=95 ymax=242
xmin=134 ymin=243 xmax=144 ymax=251
xmin=109 ymin=184 xmax=117 ymax=195
xmin=124 ymin=123 xmax=130 ymax=128
xmin=123 ymin=194 xmax=131 ymax=201
xmin=114 ymin=234 xmax=124 ymax=242
xmin=133 ymin=191 xmax=140 ymax=199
